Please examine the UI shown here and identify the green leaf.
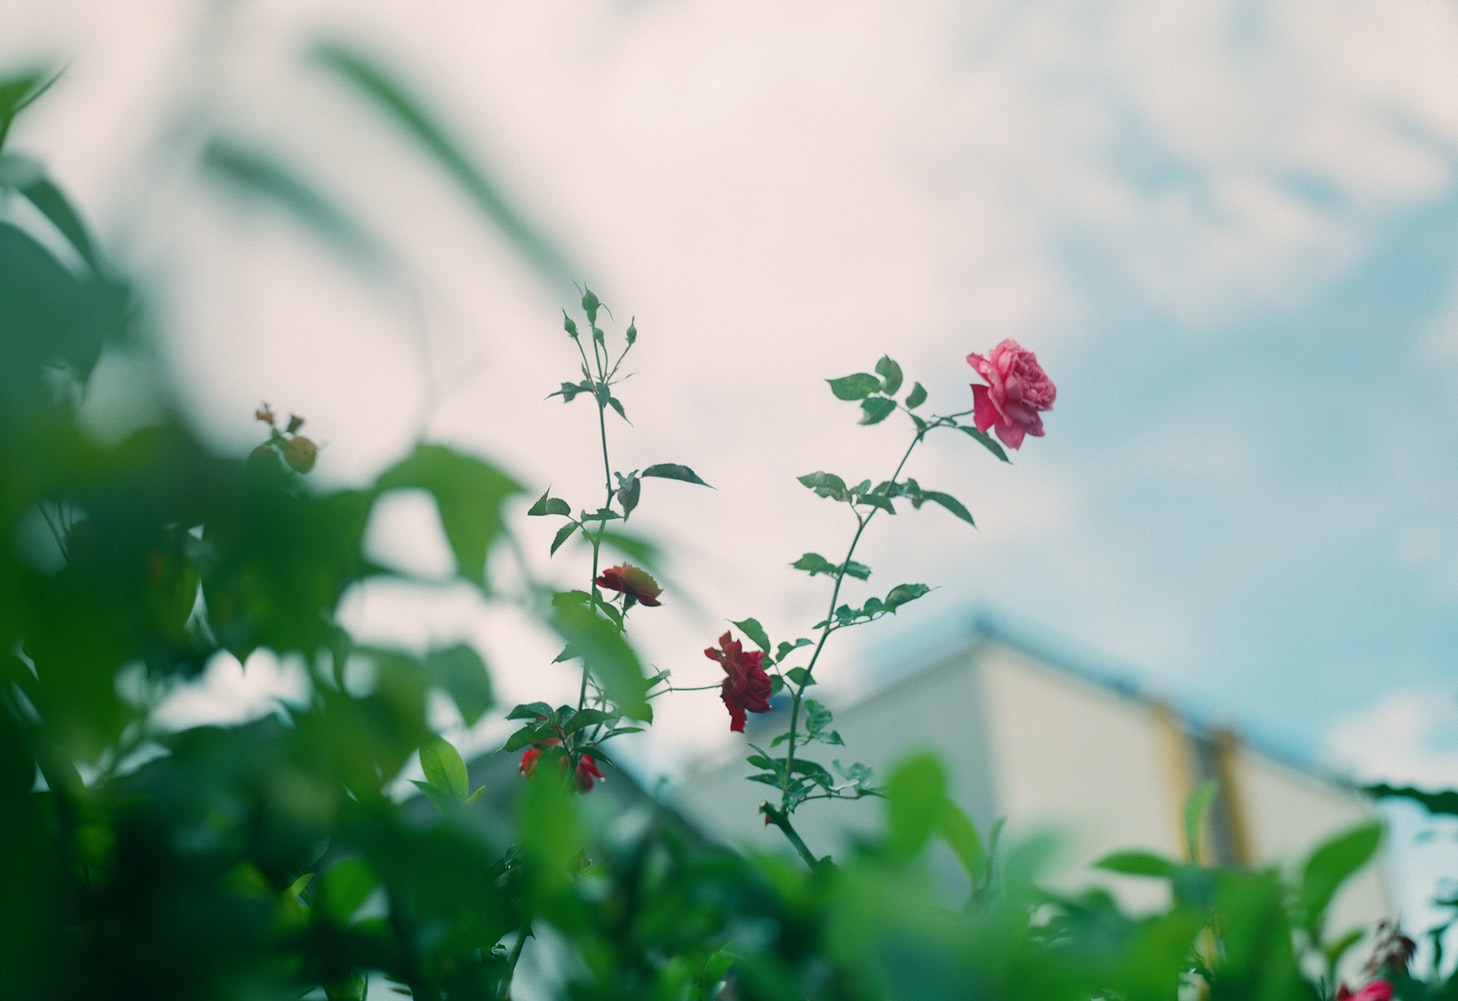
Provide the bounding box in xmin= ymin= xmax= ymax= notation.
xmin=549 ymin=521 xmax=579 ymax=556
xmin=938 ymin=802 xmax=985 ymax=883
xmin=920 ymin=490 xmax=975 ymax=527
xmin=857 ymin=490 xmax=896 ymax=515
xmin=0 ymin=66 xmax=64 ymax=152
xmin=507 ymin=701 xmax=554 ymax=721
xmin=957 ymin=424 xmax=1010 ymax=462
xmin=1299 ymin=821 xmax=1383 ymax=933
xmin=425 ymin=644 xmax=493 ymax=726
xmin=1094 ymin=850 xmax=1182 ymax=879
xmin=1182 ymin=778 xmax=1219 ymax=863
xmin=804 ymin=699 xmax=833 ymax=734
xmin=785 ymin=666 xmax=814 ymax=688
xmin=503 ymin=723 xmax=547 ymax=753
xmin=641 ymin=463 xmax=712 ymax=487
xmin=16 ymin=173 xmax=100 ymax=272
xmin=859 ymin=397 xmax=897 ymax=425
xmin=614 ymin=471 xmax=641 ymax=520
xmin=419 ymin=736 xmax=470 ymax=809
xmin=317 ymin=857 xmax=379 ymax=924
xmin=606 ymin=395 xmax=630 ymax=424
xmin=774 ymin=638 xmax=813 ymax=663
xmin=905 ymin=381 xmax=927 ymax=409
xmin=841 ymin=559 xmax=872 ymax=581
xmin=550 ymin=596 xmax=651 ymax=720
xmin=528 ymin=488 xmax=572 ymax=517
xmin=791 ymin=757 xmax=835 ymax=790
xmin=886 ymin=752 xmax=948 ymax=860
xmin=730 ymin=617 xmax=773 ymax=655
xmin=883 ymin=583 xmax=931 ymax=613
xmin=375 ymin=444 xmax=522 ymax=590
xmin=563 ymin=707 xmax=614 ymax=735
xmin=312 ymin=41 xmax=577 ymax=284
xmin=875 ymin=355 xmax=903 ymax=395
xmin=547 ymin=379 xmax=592 ymax=402
xmin=790 ymin=553 xmax=837 ymax=577
xmin=797 ymin=471 xmax=849 ymax=501
xmin=827 ymin=372 xmax=881 ymax=401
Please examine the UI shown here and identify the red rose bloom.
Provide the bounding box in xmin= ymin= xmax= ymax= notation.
xmin=1336 ymin=981 xmax=1393 ymax=1001
xmin=967 ymin=339 xmax=1056 ymax=450
xmin=518 ymin=739 xmax=605 ymax=793
xmin=705 ymin=631 xmax=773 ymax=733
xmin=596 ymin=563 xmax=663 ymax=607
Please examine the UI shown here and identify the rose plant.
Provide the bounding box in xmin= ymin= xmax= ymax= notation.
xmin=5 ymin=52 xmax=1455 ymax=1001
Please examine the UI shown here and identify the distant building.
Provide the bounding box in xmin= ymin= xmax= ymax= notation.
xmin=669 ymin=620 xmax=1389 ymax=928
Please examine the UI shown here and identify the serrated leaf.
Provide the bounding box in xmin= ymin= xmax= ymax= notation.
xmin=614 ymin=471 xmax=641 ymax=520
xmin=785 ymin=666 xmax=814 ymax=688
xmin=641 ymin=463 xmax=712 ymax=487
xmin=549 ymin=521 xmax=579 ymax=555
xmin=548 ymin=380 xmax=592 ymax=402
xmin=841 ymin=559 xmax=872 ymax=581
xmin=791 ymin=553 xmax=838 ymax=577
xmin=419 ymin=737 xmax=470 ymax=808
xmin=503 ymin=723 xmax=547 ymax=752
xmin=791 ymin=757 xmax=835 ymax=789
xmin=827 ymin=372 xmax=881 ymax=400
xmin=958 ymin=424 xmax=1010 ymax=462
xmin=875 ymin=355 xmax=903 ymax=395
xmin=797 ymin=471 xmax=849 ymax=501
xmin=883 ymin=583 xmax=930 ymax=613
xmin=528 ymin=488 xmax=573 ymax=517
xmin=920 ymin=489 xmax=975 ymax=527
xmin=563 ymin=708 xmax=614 ymax=736
xmin=905 ymin=381 xmax=927 ymax=408
xmin=731 ymin=617 xmax=773 ymax=655
xmin=859 ymin=396 xmax=897 ymax=425
xmin=606 ymin=395 xmax=630 ymax=424
xmin=804 ymin=699 xmax=833 ymax=735
xmin=858 ymin=490 xmax=896 ymax=515
xmin=507 ymin=701 xmax=555 ymax=721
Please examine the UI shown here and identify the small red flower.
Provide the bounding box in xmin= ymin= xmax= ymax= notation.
xmin=1336 ymin=981 xmax=1393 ymax=1001
xmin=596 ymin=563 xmax=662 ymax=607
xmin=705 ymin=631 xmax=773 ymax=733
xmin=967 ymin=339 xmax=1056 ymax=450
xmin=518 ymin=739 xmax=604 ymax=794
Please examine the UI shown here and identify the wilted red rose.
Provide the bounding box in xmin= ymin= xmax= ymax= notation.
xmin=967 ymin=339 xmax=1056 ymax=450
xmin=596 ymin=563 xmax=662 ymax=607
xmin=705 ymin=631 xmax=773 ymax=732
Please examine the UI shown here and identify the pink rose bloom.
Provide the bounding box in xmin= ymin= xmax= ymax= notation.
xmin=967 ymin=339 xmax=1056 ymax=450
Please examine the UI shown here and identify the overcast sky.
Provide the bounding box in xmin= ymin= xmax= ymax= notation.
xmin=9 ymin=0 xmax=1457 ymax=921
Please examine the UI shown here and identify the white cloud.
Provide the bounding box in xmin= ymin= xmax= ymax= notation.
xmin=1324 ymin=688 xmax=1458 ymax=789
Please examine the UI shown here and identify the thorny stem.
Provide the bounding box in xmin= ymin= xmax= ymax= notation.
xmin=776 ymin=408 xmax=976 ymax=843
xmin=761 ymin=802 xmax=821 ymax=870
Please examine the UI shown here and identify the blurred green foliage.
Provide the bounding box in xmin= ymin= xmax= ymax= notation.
xmin=1 ymin=55 xmax=1452 ymax=1001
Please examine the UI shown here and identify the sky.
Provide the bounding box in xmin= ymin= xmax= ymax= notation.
xmin=7 ymin=0 xmax=1456 ymax=931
